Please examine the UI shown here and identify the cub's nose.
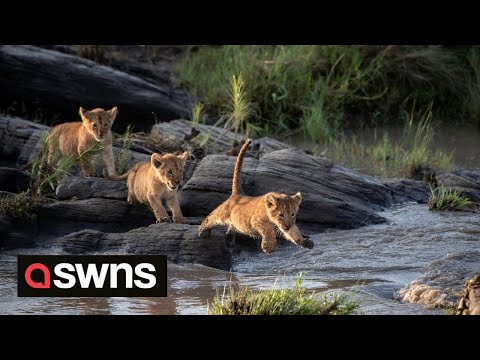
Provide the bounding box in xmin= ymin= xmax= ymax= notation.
xmin=284 ymin=225 xmax=291 ymax=231
xmin=98 ymin=133 xmax=104 ymax=138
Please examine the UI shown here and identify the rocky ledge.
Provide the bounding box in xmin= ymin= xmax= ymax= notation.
xmin=2 ymin=116 xmax=480 ymax=270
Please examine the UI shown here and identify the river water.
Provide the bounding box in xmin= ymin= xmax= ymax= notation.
xmin=1 ymin=203 xmax=478 ymax=315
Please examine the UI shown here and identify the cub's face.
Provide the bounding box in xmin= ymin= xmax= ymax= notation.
xmin=265 ymin=192 xmax=302 ymax=231
xmin=151 ymin=151 xmax=189 ymax=190
xmin=79 ymin=106 xmax=118 ymax=142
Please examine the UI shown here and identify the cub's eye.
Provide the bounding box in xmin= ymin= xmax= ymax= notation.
xmin=168 ymin=170 xmax=174 ymax=176
xmin=279 ymin=213 xmax=284 ymax=219
xmin=292 ymin=213 xmax=296 ymax=217
xmin=93 ymin=124 xmax=97 ymax=129
xmin=104 ymin=124 xmax=108 ymax=128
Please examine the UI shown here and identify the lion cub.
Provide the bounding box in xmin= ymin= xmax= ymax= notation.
xmin=198 ymin=139 xmax=313 ymax=254
xmin=47 ymin=106 xmax=119 ymax=178
xmin=117 ymin=151 xmax=189 ymax=224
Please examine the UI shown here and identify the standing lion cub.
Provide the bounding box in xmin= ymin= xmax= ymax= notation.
xmin=115 ymin=151 xmax=189 ymax=224
xmin=47 ymin=106 xmax=119 ymax=178
xmin=198 ymin=139 xmax=314 ymax=254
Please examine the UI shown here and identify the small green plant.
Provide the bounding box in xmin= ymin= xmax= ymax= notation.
xmin=190 ymin=102 xmax=205 ymax=128
xmin=0 ymin=191 xmax=36 ymax=222
xmin=208 ymin=274 xmax=358 ymax=315
xmin=30 ymin=133 xmax=102 ymax=196
xmin=77 ymin=45 xmax=108 ymax=64
xmin=428 ymin=186 xmax=474 ymax=211
xmin=431 ymin=149 xmax=454 ymax=171
xmin=402 ymin=102 xmax=435 ymax=177
xmin=116 ymin=124 xmax=134 ymax=174
xmin=223 ymin=74 xmax=256 ymax=138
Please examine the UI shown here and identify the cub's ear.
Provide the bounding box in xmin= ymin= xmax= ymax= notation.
xmin=291 ymin=192 xmax=302 ymax=206
xmin=79 ymin=107 xmax=89 ymax=123
xmin=178 ymin=151 xmax=189 ymax=162
xmin=108 ymin=106 xmax=118 ymax=122
xmin=265 ymin=193 xmax=278 ymax=209
xmin=151 ymin=153 xmax=162 ymax=168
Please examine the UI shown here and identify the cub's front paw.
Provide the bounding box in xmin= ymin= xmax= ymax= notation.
xmin=155 ymin=216 xmax=171 ymax=224
xmin=300 ymin=238 xmax=314 ymax=249
xmin=261 ymin=243 xmax=275 ymax=255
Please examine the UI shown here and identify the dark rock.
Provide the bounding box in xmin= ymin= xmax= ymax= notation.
xmin=36 ymin=198 xmax=155 ymax=225
xmin=382 ymin=178 xmax=430 ymax=204
xmin=58 ymin=224 xmax=232 ymax=270
xmin=0 ymin=214 xmax=36 ymax=250
xmin=56 ymin=177 xmax=128 ymax=200
xmin=152 ymin=119 xmax=291 ymax=157
xmin=0 ymin=45 xmax=191 ymax=132
xmin=436 ymin=170 xmax=480 ymax=202
xmin=0 ymin=167 xmax=30 ymax=192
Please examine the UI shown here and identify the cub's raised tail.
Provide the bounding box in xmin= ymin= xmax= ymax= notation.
xmin=231 ymin=138 xmax=251 ymax=196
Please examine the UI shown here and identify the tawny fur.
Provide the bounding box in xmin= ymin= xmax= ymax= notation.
xmin=122 ymin=151 xmax=189 ymax=224
xmin=198 ymin=139 xmax=313 ymax=254
xmin=47 ymin=106 xmax=119 ymax=178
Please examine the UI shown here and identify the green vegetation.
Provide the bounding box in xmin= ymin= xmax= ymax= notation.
xmin=428 ymin=186 xmax=475 ymax=211
xmin=116 ymin=124 xmax=134 ymax=174
xmin=0 ymin=100 xmax=60 ymax=124
xmin=30 ymin=133 xmax=102 ymax=196
xmin=323 ymin=104 xmax=454 ymax=177
xmin=190 ymin=101 xmax=205 ymax=128
xmin=77 ymin=45 xmax=108 ymax=64
xmin=0 ymin=191 xmax=36 ymax=222
xmin=208 ymin=274 xmax=358 ymax=315
xmin=178 ymin=45 xmax=480 ymax=141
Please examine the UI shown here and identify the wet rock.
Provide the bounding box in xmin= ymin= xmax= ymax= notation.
xmin=0 ymin=45 xmax=190 ymax=132
xmin=436 ymin=170 xmax=480 ymax=202
xmin=456 ymin=274 xmax=480 ymax=315
xmin=395 ymin=251 xmax=480 ymax=307
xmin=58 ymin=224 xmax=232 ymax=270
xmin=382 ymin=178 xmax=430 ymax=204
xmin=0 ymin=214 xmax=36 ymax=250
xmin=0 ymin=167 xmax=30 ymax=193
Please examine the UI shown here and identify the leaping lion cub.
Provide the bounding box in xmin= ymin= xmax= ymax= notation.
xmin=47 ymin=106 xmax=119 ymax=178
xmin=115 ymin=151 xmax=189 ymax=224
xmin=198 ymin=139 xmax=314 ymax=254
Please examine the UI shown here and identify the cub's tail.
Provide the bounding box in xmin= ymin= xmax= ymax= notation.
xmin=231 ymin=139 xmax=251 ymax=195
xmin=107 ymin=167 xmax=133 ymax=181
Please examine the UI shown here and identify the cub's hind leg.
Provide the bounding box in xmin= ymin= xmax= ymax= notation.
xmin=198 ymin=203 xmax=229 ymax=238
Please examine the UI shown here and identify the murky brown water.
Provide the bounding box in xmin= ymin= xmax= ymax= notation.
xmin=1 ymin=203 xmax=477 ymax=315
xmin=290 ymin=124 xmax=480 ymax=173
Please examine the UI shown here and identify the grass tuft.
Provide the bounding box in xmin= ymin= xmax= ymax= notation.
xmin=428 ymin=186 xmax=474 ymax=211
xmin=0 ymin=191 xmax=36 ymax=222
xmin=208 ymin=274 xmax=358 ymax=315
xmin=116 ymin=124 xmax=134 ymax=174
xmin=30 ymin=133 xmax=103 ymax=196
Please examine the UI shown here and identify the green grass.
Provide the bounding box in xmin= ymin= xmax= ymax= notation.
xmin=0 ymin=191 xmax=36 ymax=222
xmin=323 ymin=104 xmax=454 ymax=178
xmin=30 ymin=133 xmax=103 ymax=196
xmin=116 ymin=124 xmax=134 ymax=174
xmin=76 ymin=45 xmax=109 ymax=64
xmin=428 ymin=186 xmax=475 ymax=211
xmin=208 ymin=274 xmax=358 ymax=315
xmin=190 ymin=101 xmax=205 ymax=128
xmin=178 ymin=45 xmax=480 ymax=140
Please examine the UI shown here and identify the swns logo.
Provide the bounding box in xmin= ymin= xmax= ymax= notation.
xmin=18 ymin=255 xmax=167 ymax=297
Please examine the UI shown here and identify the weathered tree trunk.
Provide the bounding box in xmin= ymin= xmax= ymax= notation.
xmin=0 ymin=45 xmax=191 ymax=132
xmin=457 ymin=275 xmax=480 ymax=315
